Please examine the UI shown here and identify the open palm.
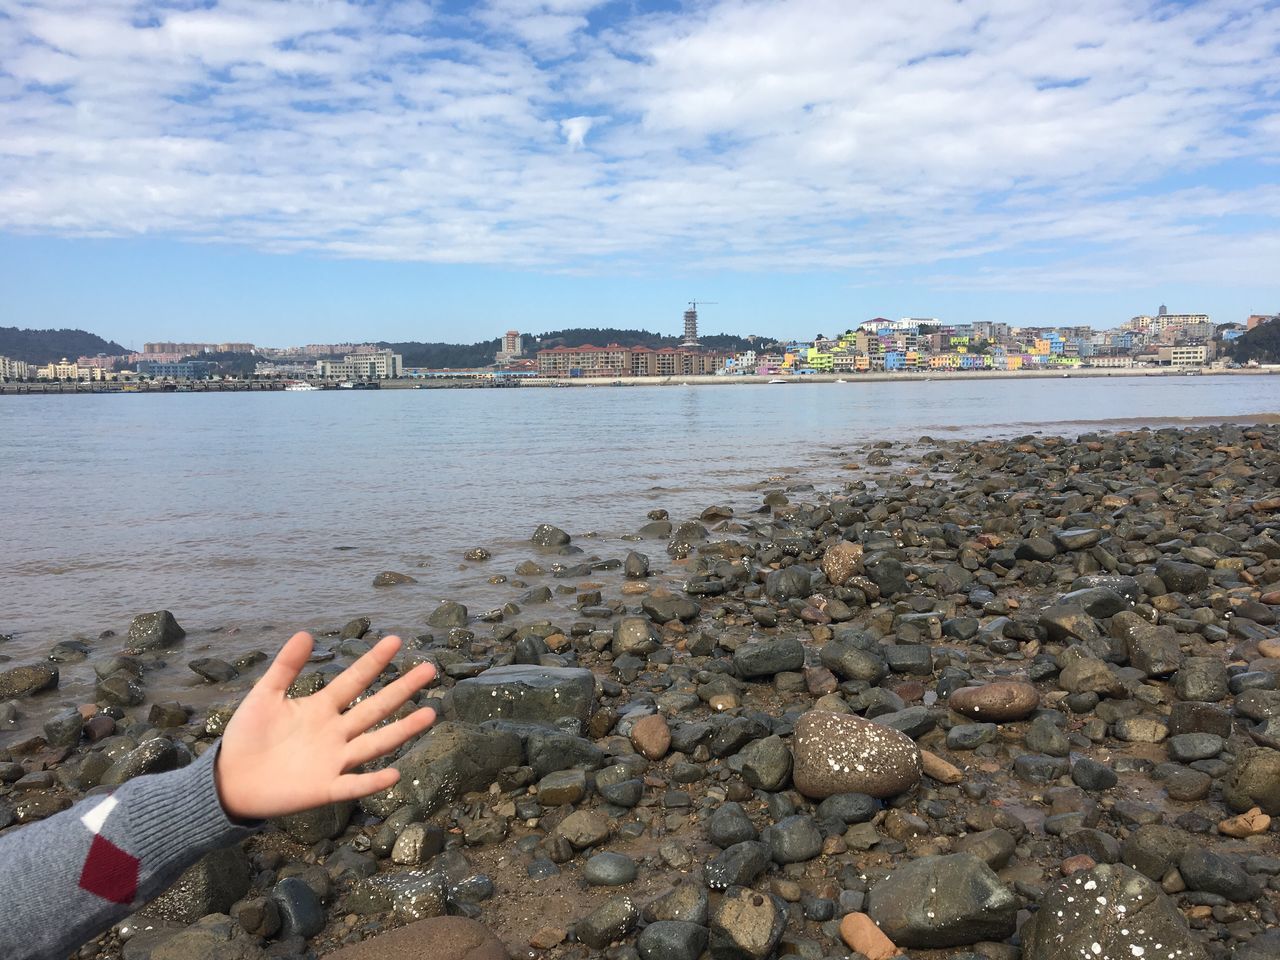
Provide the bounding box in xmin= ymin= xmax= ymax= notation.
xmin=215 ymin=631 xmax=437 ymax=820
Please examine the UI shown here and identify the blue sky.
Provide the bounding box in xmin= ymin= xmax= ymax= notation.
xmin=1 ymin=0 xmax=1278 ymax=347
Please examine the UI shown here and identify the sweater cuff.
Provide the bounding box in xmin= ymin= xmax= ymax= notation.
xmin=125 ymin=741 xmax=262 ymax=867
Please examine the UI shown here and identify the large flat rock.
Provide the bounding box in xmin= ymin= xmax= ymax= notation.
xmin=451 ymin=665 xmax=596 ymax=731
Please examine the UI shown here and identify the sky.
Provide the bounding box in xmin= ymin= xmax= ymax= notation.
xmin=1 ymin=0 xmax=1278 ymax=348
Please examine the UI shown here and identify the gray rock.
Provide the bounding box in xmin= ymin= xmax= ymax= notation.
xmin=148 ymin=914 xmax=266 ymax=960
xmin=1178 ymin=847 xmax=1261 ymax=901
xmin=452 ymin=665 xmax=595 ymax=730
xmin=761 ymin=815 xmax=822 ymax=864
xmin=576 ymin=894 xmax=639 ymax=949
xmin=947 ymin=723 xmax=997 ymax=750
xmin=867 ymin=853 xmax=1017 ymax=948
xmin=816 ymin=792 xmax=879 ymax=824
xmin=818 ymin=637 xmax=888 ymax=684
xmin=733 ymin=735 xmax=792 ymax=791
xmin=624 ymin=551 xmax=650 ymax=579
xmin=584 ymin=852 xmax=638 ymax=886
xmin=1070 ymin=757 xmax=1117 ymax=791
xmin=643 ymin=594 xmax=701 ymax=624
xmin=1224 ymin=746 xmax=1280 ymax=814
xmin=613 ymin=617 xmax=661 ymax=657
xmin=189 ymin=657 xmax=238 ymax=683
xmin=273 ymin=801 xmax=354 ymax=844
xmin=637 ymin=920 xmax=707 ymax=960
xmin=764 ymin=566 xmax=812 ymax=603
xmin=1020 ymin=864 xmax=1207 ymax=960
xmin=42 ymin=708 xmax=84 ymax=747
xmin=1111 ymin=611 xmax=1182 ymax=677
xmin=143 ymin=847 xmax=252 ymax=923
xmin=1167 ymin=732 xmax=1224 ymax=763
xmin=426 ymin=601 xmax=468 ymax=628
xmin=373 ymin=570 xmax=418 ymax=587
xmin=272 ymin=876 xmax=324 ymax=938
xmin=1024 ymin=715 xmax=1070 ymax=757
xmin=704 ymin=841 xmax=770 ymax=890
xmin=531 ymin=523 xmax=571 ymax=548
xmin=708 ymin=803 xmax=758 ymax=847
xmin=1121 ymin=823 xmax=1192 ymax=880
xmin=126 ymin=611 xmax=185 ymax=652
xmin=1174 ymin=657 xmax=1230 ymax=702
xmin=1015 ymin=536 xmax=1058 ymax=562
xmin=102 ymin=738 xmax=181 ymax=786
xmin=96 ymin=672 xmax=144 ymax=707
xmin=1155 ymin=558 xmax=1209 ymax=594
xmin=359 ymin=721 xmax=522 ymax=817
xmin=0 ymin=663 xmax=58 ymax=699
xmin=645 ymin=882 xmax=710 ymax=925
xmin=708 ymin=886 xmax=787 ymax=960
xmin=734 ymin=637 xmax=804 ymax=677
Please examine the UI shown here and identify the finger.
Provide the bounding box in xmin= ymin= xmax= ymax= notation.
xmin=329 ymin=767 xmax=400 ymax=803
xmin=256 ymin=632 xmax=314 ymax=697
xmin=323 ymin=635 xmax=403 ymax=709
xmin=341 ymin=661 xmax=437 ymax=735
xmin=345 ymin=707 xmax=437 ymax=768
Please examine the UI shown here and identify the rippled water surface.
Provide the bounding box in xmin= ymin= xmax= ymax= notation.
xmin=3 ymin=375 xmax=1278 ymax=651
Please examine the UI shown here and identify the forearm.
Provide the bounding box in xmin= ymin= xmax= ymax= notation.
xmin=0 ymin=742 xmax=259 ymax=960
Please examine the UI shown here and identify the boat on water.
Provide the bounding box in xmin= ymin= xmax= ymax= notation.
xmin=834 ymin=378 xmax=847 ymax=383
xmin=768 ymin=377 xmax=788 ymax=384
xmin=285 ymin=381 xmax=319 ymax=391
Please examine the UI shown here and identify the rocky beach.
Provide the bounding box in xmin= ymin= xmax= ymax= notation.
xmin=2 ymin=421 xmax=1279 ymax=960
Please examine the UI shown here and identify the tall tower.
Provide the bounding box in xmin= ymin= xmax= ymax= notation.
xmin=681 ymin=306 xmax=699 ymax=347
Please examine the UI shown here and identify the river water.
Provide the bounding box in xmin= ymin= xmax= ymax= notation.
xmin=3 ymin=375 xmax=1277 ymax=656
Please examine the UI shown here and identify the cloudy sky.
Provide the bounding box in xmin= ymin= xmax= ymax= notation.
xmin=1 ymin=0 xmax=1278 ymax=345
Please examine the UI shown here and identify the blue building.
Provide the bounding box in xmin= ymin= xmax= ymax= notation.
xmin=136 ymin=360 xmax=215 ymax=379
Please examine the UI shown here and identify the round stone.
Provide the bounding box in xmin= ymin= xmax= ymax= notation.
xmin=947 ymin=681 xmax=1039 ymax=722
xmin=583 ymin=852 xmax=638 ymax=886
xmin=791 ymin=710 xmax=921 ymax=800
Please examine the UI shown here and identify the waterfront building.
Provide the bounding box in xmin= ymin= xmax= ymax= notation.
xmin=0 ymin=355 xmax=30 ymax=380
xmin=36 ymin=357 xmax=81 ymax=380
xmin=136 ymin=360 xmax=216 ymax=379
xmin=1086 ymin=356 xmax=1135 ymax=368
xmin=315 ymin=349 xmax=404 ymax=379
xmin=1169 ymin=345 xmax=1208 ymax=367
xmin=495 ymin=329 xmax=524 ymax=365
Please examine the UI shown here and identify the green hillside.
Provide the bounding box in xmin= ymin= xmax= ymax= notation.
xmin=0 ymin=327 xmax=129 ymax=364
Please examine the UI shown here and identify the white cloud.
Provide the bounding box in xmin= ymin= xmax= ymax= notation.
xmin=0 ymin=0 xmax=1277 ymax=287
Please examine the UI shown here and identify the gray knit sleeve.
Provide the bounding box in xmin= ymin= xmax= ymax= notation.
xmin=0 ymin=741 xmax=259 ymax=960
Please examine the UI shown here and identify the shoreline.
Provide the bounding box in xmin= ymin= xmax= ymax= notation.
xmin=1 ymin=364 xmax=1277 ymax=394
xmin=2 ymin=421 xmax=1278 ymax=958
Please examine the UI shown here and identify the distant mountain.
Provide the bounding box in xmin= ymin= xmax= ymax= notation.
xmin=1231 ymin=320 xmax=1280 ymax=364
xmin=0 ymin=327 xmax=129 ymax=364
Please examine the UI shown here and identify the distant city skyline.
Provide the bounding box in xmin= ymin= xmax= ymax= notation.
xmin=2 ymin=1 xmax=1278 ymax=345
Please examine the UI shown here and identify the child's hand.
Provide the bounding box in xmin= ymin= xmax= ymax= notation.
xmin=214 ymin=631 xmax=437 ymax=820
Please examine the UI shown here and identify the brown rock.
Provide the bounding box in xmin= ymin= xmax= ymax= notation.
xmin=630 ymin=713 xmax=671 ymax=760
xmin=621 ymin=582 xmax=649 ymax=595
xmin=529 ymin=927 xmax=566 ymax=950
xmin=323 ymin=917 xmax=509 ymax=960
xmin=1257 ymin=637 xmax=1280 ymax=658
xmin=920 ymin=749 xmax=964 ymax=784
xmin=1061 ymin=854 xmax=1096 ymax=875
xmin=821 ymin=541 xmax=865 ymax=586
xmin=1219 ymin=807 xmax=1271 ymax=838
xmin=804 ymin=666 xmax=839 ymax=696
xmin=839 ymin=912 xmax=898 ymax=960
xmin=791 ymin=710 xmax=921 ymax=800
xmin=948 ymin=681 xmax=1039 ymax=722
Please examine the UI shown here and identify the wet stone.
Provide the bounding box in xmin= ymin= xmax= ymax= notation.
xmin=584 ymin=852 xmax=638 ymax=886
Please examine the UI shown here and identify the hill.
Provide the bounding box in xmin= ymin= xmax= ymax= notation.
xmin=0 ymin=327 xmax=129 ymax=364
xmin=380 ymin=328 xmax=776 ymax=368
xmin=1231 ymin=320 xmax=1280 ymax=364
